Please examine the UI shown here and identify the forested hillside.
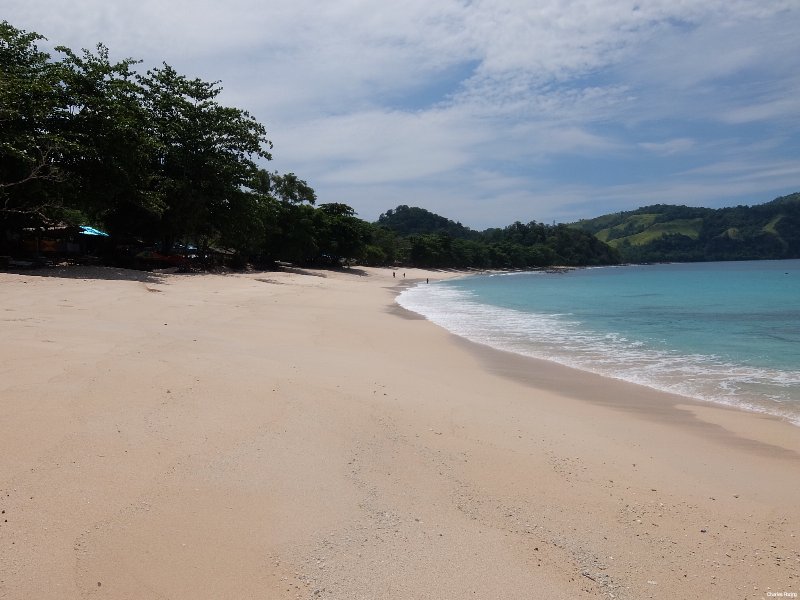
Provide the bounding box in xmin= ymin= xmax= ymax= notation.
xmin=571 ymin=193 xmax=800 ymax=262
xmin=373 ymin=205 xmax=620 ymax=268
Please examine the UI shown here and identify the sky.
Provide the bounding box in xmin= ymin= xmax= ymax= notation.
xmin=5 ymin=0 xmax=800 ymax=228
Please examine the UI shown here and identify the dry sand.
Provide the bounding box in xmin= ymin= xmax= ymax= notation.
xmin=1 ymin=265 xmax=798 ymax=600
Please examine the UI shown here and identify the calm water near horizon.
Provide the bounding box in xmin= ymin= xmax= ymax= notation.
xmin=397 ymin=260 xmax=800 ymax=425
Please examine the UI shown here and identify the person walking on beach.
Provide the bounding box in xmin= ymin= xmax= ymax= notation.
xmin=393 ymin=271 xmax=395 ymax=278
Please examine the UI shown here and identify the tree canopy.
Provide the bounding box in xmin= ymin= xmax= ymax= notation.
xmin=371 ymin=208 xmax=620 ymax=268
xmin=1 ymin=21 xmax=342 ymax=265
xmin=1 ymin=20 xmax=621 ymax=271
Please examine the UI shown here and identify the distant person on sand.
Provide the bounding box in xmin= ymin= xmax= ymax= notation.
xmin=403 ymin=273 xmax=406 ymax=278
xmin=393 ymin=271 xmax=395 ymax=278
xmin=426 ymin=278 xmax=429 ymax=284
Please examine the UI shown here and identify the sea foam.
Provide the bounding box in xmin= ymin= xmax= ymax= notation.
xmin=398 ymin=271 xmax=800 ymax=426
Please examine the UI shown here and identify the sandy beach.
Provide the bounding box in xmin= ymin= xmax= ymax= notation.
xmin=1 ymin=265 xmax=798 ymax=600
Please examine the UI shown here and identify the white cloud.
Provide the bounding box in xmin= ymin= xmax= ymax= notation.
xmin=4 ymin=0 xmax=799 ymax=226
xmin=721 ymin=97 xmax=800 ymax=124
xmin=638 ymin=138 xmax=696 ymax=156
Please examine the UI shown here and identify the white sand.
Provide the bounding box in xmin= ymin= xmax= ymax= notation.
xmin=1 ymin=265 xmax=798 ymax=599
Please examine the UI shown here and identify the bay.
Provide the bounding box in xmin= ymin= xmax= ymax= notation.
xmin=398 ymin=260 xmax=800 ymax=424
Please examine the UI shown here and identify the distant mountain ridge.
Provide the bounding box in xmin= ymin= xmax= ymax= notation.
xmin=570 ymin=192 xmax=800 ymax=262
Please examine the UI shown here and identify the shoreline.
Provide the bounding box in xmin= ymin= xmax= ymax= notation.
xmin=394 ymin=296 xmax=800 ymax=455
xmin=1 ymin=266 xmax=798 ymax=599
xmin=452 ymin=332 xmax=800 ymax=456
xmin=393 ymin=278 xmax=800 ymax=464
xmin=396 ymin=267 xmax=800 ymax=429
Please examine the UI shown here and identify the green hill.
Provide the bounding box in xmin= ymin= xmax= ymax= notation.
xmin=374 ymin=205 xmax=620 ymax=268
xmin=571 ymin=192 xmax=800 ymax=262
xmin=376 ymin=205 xmax=479 ymax=239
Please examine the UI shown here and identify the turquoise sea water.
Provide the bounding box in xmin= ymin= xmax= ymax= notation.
xmin=397 ymin=260 xmax=800 ymax=424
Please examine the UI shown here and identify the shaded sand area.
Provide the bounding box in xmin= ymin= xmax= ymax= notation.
xmin=1 ymin=266 xmax=798 ymax=599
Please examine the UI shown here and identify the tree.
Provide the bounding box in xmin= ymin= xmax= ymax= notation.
xmin=57 ymin=44 xmax=158 ymax=231
xmin=136 ymin=64 xmax=273 ymax=249
xmin=270 ymin=172 xmax=316 ymax=205
xmin=315 ymin=203 xmax=370 ymax=264
xmin=279 ymin=202 xmax=318 ymax=264
xmin=0 ymin=22 xmax=69 ymax=225
xmin=367 ymin=226 xmax=402 ymax=265
xmin=1 ymin=20 xmax=326 ymax=266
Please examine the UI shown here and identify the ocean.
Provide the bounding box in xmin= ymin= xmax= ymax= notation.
xmin=397 ymin=260 xmax=800 ymax=425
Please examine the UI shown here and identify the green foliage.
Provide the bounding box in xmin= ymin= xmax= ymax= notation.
xmin=314 ymin=203 xmax=371 ymax=263
xmin=270 ymin=172 xmax=316 ymax=205
xmin=374 ymin=207 xmax=620 ymax=268
xmin=377 ymin=205 xmax=478 ymax=239
xmin=134 ymin=63 xmax=274 ymax=249
xmin=762 ymin=216 xmax=782 ymax=236
xmin=621 ymin=218 xmax=703 ymax=246
xmin=574 ymin=193 xmax=800 ymax=262
xmin=0 ymin=20 xmax=348 ymax=268
xmin=0 ymin=22 xmax=70 ymax=225
xmin=57 ymin=44 xmax=158 ymax=228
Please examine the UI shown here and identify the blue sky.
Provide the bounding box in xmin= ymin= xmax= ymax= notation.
xmin=5 ymin=0 xmax=799 ymax=228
